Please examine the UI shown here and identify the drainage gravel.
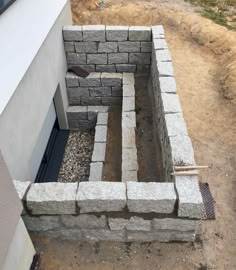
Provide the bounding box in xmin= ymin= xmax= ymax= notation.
xmin=58 ymin=130 xmax=94 ymax=183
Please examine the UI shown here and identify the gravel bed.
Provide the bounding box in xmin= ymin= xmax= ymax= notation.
xmin=58 ymin=130 xmax=95 ymax=183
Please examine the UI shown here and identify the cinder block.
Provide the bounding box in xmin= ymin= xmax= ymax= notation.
xmin=89 ymin=162 xmax=104 ymax=181
xmin=23 ymin=216 xmax=59 ymax=232
xmin=64 ymin=42 xmax=75 ymax=52
xmin=141 ymin=42 xmax=152 ymax=52
xmin=65 ymin=72 xmax=79 ymax=87
xmin=123 ymin=73 xmax=135 ymax=85
xmin=26 ymin=183 xmax=78 ymax=215
xmin=82 ymin=25 xmax=106 ymax=41
xmin=122 ymin=127 xmax=136 ymax=148
xmin=122 ymin=170 xmax=138 ymax=182
xmin=95 ymin=126 xmax=108 ymax=142
xmin=123 ymin=84 xmax=135 ymax=96
xmin=165 ymin=113 xmax=188 ymax=137
xmin=108 ymin=53 xmax=128 ymax=64
xmin=116 ymin=64 xmax=137 ymax=73
xmin=92 ymin=142 xmax=106 ymax=162
xmin=67 ymin=87 xmax=89 ymax=97
xmin=61 ymin=214 xmax=107 ymax=229
xmin=79 ymin=72 xmax=101 ymax=87
xmin=118 ymin=42 xmax=140 ymax=52
xmin=87 ymin=54 xmax=107 ymax=64
xmin=122 ymin=96 xmax=135 ymax=112
xmin=98 ymin=42 xmax=118 ymax=53
xmin=109 ymin=217 xmax=151 ymax=231
xmin=75 ymin=42 xmax=98 ymax=53
xmin=161 ymin=93 xmax=182 ymax=113
xmin=175 ymin=176 xmax=204 ymax=219
xmin=81 ymin=97 xmax=102 ymax=105
xmin=159 ymin=77 xmax=177 ymax=93
xmin=122 ymin=112 xmax=136 ymax=128
xmin=157 ymin=61 xmax=174 ymax=77
xmin=155 ymin=49 xmax=172 ymax=62
xmin=112 ymin=87 xmax=122 ymax=97
xmin=129 ymin=53 xmax=151 ymax=64
xmin=102 ymin=97 xmax=122 ymax=106
xmin=101 ymin=73 xmax=123 ymax=86
xmin=153 ymin=39 xmax=168 ymax=50
xmin=127 ymin=182 xmax=176 ymax=213
xmin=97 ymin=112 xmax=108 ymax=125
xmin=67 ymin=53 xmax=87 ymax=65
xmin=90 ymin=87 xmax=111 ymax=97
xmin=129 ymin=26 xmax=151 ymax=41
xmin=63 ymin=26 xmax=83 ymax=41
xmin=106 ymin=26 xmax=129 ymax=41
xmin=96 ymin=65 xmax=116 ymax=72
xmin=77 ymin=182 xmax=126 ymax=212
xmin=122 ymin=148 xmax=138 ymax=171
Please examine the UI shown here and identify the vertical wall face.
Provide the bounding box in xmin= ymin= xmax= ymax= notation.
xmin=0 ymin=0 xmax=72 ymax=181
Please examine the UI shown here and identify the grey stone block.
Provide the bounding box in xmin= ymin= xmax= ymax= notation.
xmin=122 ymin=127 xmax=136 ymax=148
xmin=153 ymin=218 xmax=200 ymax=232
xmin=127 ymin=182 xmax=176 ymax=213
xmin=68 ymin=120 xmax=95 ymax=130
xmin=162 ymin=93 xmax=182 ymax=113
xmin=96 ymin=65 xmax=116 ymax=72
xmin=61 ymin=214 xmax=107 ymax=229
xmin=98 ymin=42 xmax=118 ymax=53
xmin=68 ymin=95 xmax=80 ymax=106
xmin=77 ymin=182 xmax=126 ymax=213
xmin=66 ymin=72 xmax=79 ymax=87
xmin=106 ymin=26 xmax=129 ymax=41
xmin=67 ymin=53 xmax=87 ymax=65
xmin=87 ymin=54 xmax=107 ymax=64
xmin=141 ymin=42 xmax=152 ymax=52
xmin=116 ymin=64 xmax=137 ymax=73
xmin=169 ymin=136 xmax=195 ymax=165
xmin=89 ymin=162 xmax=104 ymax=181
xmin=137 ymin=65 xmax=150 ymax=73
xmin=67 ymin=87 xmax=89 ymax=98
xmin=129 ymin=26 xmax=151 ymax=41
xmin=88 ymin=106 xmax=109 ymax=113
xmin=26 ymin=183 xmax=78 ymax=215
xmin=64 ymin=42 xmax=75 ymax=52
xmin=102 ymin=97 xmax=122 ymax=106
xmin=95 ymin=126 xmax=108 ymax=142
xmin=122 ymin=148 xmax=138 ymax=171
xmin=76 ymin=65 xmax=96 ymax=72
xmin=123 ymin=96 xmax=135 ymax=112
xmin=23 ymin=216 xmax=59 ymax=232
xmin=175 ymin=176 xmax=204 ymax=219
xmin=123 ymin=73 xmax=135 ymax=85
xmin=153 ymin=39 xmax=168 ymax=50
xmin=165 ymin=113 xmax=188 ymax=137
xmin=112 ymin=87 xmax=122 ymax=97
xmin=108 ymin=53 xmax=128 ymax=64
xmin=159 ymin=77 xmax=177 ymax=93
xmin=67 ymin=105 xmax=88 ymax=120
xmin=92 ymin=142 xmax=106 ymax=162
xmin=97 ymin=112 xmax=108 ymax=125
xmin=129 ymin=53 xmax=151 ymax=64
xmin=79 ymin=73 xmax=101 ymax=87
xmin=13 ymin=180 xmax=31 ymax=201
xmin=152 ymin=25 xmax=164 ymax=38
xmin=81 ymin=229 xmax=125 ymax=241
xmin=75 ymin=42 xmax=98 ymax=53
xmin=109 ymin=217 xmax=151 ymax=231
xmin=82 ymin=25 xmax=106 ymax=41
xmin=81 ymin=97 xmax=102 ymax=105
xmin=63 ymin=26 xmax=83 ymax=41
xmin=118 ymin=42 xmax=140 ymax=52
xmin=123 ymin=84 xmax=135 ymax=96
xmin=101 ymin=72 xmax=122 ymax=86
xmin=122 ymin=112 xmax=136 ymax=128
xmin=155 ymin=49 xmax=172 ymax=62
xmin=122 ymin=170 xmax=138 ymax=182
xmin=90 ymin=87 xmax=111 ymax=97
xmin=157 ymin=61 xmax=174 ymax=77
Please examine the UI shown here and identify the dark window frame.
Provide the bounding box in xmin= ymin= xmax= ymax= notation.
xmin=0 ymin=0 xmax=16 ymax=16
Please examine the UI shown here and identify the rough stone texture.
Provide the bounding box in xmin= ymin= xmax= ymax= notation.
xmin=175 ymin=176 xmax=204 ymax=219
xmin=159 ymin=77 xmax=177 ymax=93
xmin=108 ymin=53 xmax=129 ymax=64
xmin=106 ymin=26 xmax=129 ymax=41
xmin=122 ymin=170 xmax=138 ymax=182
xmin=96 ymin=65 xmax=116 ymax=72
xmin=13 ymin=180 xmax=31 ymax=200
xmin=97 ymin=112 xmax=108 ymax=125
xmin=64 ymin=42 xmax=75 ymax=53
xmin=161 ymin=93 xmax=182 ymax=114
xmin=90 ymin=87 xmax=111 ymax=97
xmin=155 ymin=49 xmax=172 ymax=62
xmin=157 ymin=61 xmax=174 ymax=77
xmin=129 ymin=53 xmax=151 ymax=65
xmin=153 ymin=218 xmax=200 ymax=232
xmin=109 ymin=217 xmax=151 ymax=231
xmin=101 ymin=73 xmax=122 ymax=86
xmin=95 ymin=126 xmax=108 ymax=142
xmin=122 ymin=128 xmax=136 ymax=148
xmin=87 ymin=54 xmax=107 ymax=65
xmin=67 ymin=53 xmax=87 ymax=65
xmin=116 ymin=64 xmax=136 ymax=73
xmin=82 ymin=25 xmax=106 ymax=42
xmin=122 ymin=148 xmax=138 ymax=171
xmin=77 ymin=182 xmax=126 ymax=213
xmin=76 ymin=65 xmax=96 ymax=73
xmin=79 ymin=73 xmax=101 ymax=87
xmin=141 ymin=42 xmax=152 ymax=52
xmin=81 ymin=97 xmax=102 ymax=106
xmin=129 ymin=26 xmax=151 ymax=41
xmin=61 ymin=214 xmax=107 ymax=229
xmin=102 ymin=97 xmax=122 ymax=106
xmin=67 ymin=106 xmax=88 ymax=120
xmin=89 ymin=162 xmax=104 ymax=182
xmin=169 ymin=136 xmax=195 ymax=165
xmin=118 ymin=42 xmax=140 ymax=52
xmin=122 ymin=112 xmax=136 ymax=128
xmin=23 ymin=216 xmax=59 ymax=231
xmin=153 ymin=39 xmax=168 ymax=50
xmin=122 ymin=96 xmax=135 ymax=112
xmin=66 ymin=72 xmax=79 ymax=87
xmin=88 ymin=106 xmax=109 ymax=113
xmin=123 ymin=84 xmax=135 ymax=96
xmin=80 ymin=229 xmax=125 ymax=241
xmin=98 ymin=42 xmax=118 ymax=53
xmin=63 ymin=26 xmax=83 ymax=41
xmin=67 ymin=87 xmax=89 ymax=98
xmin=26 ymin=183 xmax=78 ymax=215
xmin=75 ymin=42 xmax=98 ymax=53
xmin=112 ymin=87 xmax=122 ymax=97
xmin=127 ymin=182 xmax=176 ymax=213
xmin=123 ymin=73 xmax=135 ymax=85
xmin=137 ymin=65 xmax=150 ymax=74
xmin=92 ymin=142 xmax=106 ymax=162
xmin=165 ymin=113 xmax=188 ymax=137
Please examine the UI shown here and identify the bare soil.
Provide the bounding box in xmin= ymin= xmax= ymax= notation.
xmin=31 ymin=1 xmax=236 ymax=269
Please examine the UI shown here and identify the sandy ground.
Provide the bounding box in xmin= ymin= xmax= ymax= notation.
xmin=31 ymin=1 xmax=236 ymax=269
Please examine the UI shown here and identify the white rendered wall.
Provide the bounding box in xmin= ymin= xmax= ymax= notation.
xmin=2 ymin=218 xmax=35 ymax=270
xmin=0 ymin=0 xmax=72 ymax=181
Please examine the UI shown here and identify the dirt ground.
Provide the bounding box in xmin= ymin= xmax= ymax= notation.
xmin=31 ymin=1 xmax=236 ymax=269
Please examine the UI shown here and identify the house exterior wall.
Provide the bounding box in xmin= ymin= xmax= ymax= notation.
xmin=0 ymin=0 xmax=72 ymax=182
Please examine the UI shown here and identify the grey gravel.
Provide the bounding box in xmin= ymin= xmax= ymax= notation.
xmin=58 ymin=131 xmax=94 ymax=183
